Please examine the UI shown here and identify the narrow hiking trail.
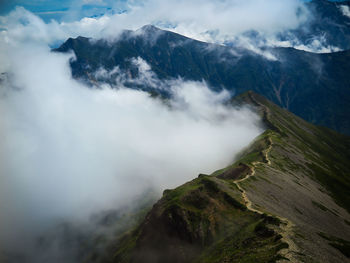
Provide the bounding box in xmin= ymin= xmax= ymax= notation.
xmin=233 ymin=136 xmax=273 ymax=214
xmin=232 ymin=135 xmax=299 ymax=262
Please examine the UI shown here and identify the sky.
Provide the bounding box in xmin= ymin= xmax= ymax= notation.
xmin=0 ymin=0 xmax=347 ymax=22
xmin=0 ymin=0 xmax=127 ymax=21
xmin=0 ymin=0 xmax=313 ymax=45
xmin=0 ymin=0 xmax=346 ymax=53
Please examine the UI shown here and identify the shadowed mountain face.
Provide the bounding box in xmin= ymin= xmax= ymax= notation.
xmin=54 ymin=25 xmax=350 ymax=135
xmin=302 ymin=0 xmax=350 ymax=50
xmin=285 ymin=0 xmax=350 ymax=51
xmin=89 ymin=91 xmax=350 ymax=263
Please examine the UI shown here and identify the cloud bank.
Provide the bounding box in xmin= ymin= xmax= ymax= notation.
xmin=1 ymin=0 xmax=329 ymax=53
xmin=0 ymin=9 xmax=263 ymax=261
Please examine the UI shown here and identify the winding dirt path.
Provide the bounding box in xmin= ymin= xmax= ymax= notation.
xmin=232 ymin=136 xmax=298 ymax=262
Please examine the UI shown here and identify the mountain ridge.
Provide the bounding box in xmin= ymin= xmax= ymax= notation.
xmin=54 ymin=25 xmax=350 ymax=135
xmin=83 ymin=91 xmax=350 ymax=263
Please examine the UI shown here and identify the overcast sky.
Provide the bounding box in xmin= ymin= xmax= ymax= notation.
xmin=0 ymin=0 xmax=345 ymax=23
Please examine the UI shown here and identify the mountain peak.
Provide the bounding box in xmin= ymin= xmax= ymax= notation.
xmin=138 ymin=24 xmax=162 ymax=33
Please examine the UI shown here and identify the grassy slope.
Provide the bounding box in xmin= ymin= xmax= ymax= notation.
xmin=235 ymin=91 xmax=350 ymax=213
xmin=230 ymin=91 xmax=350 ymax=262
xmin=112 ymin=174 xmax=287 ymax=263
xmin=99 ymin=91 xmax=350 ymax=263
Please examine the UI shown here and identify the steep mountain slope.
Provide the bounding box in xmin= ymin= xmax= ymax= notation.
xmin=296 ymin=0 xmax=350 ymax=50
xmin=54 ymin=26 xmax=350 ymax=135
xmin=100 ymin=91 xmax=350 ymax=263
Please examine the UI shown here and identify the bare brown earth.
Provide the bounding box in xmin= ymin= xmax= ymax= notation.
xmin=236 ymin=92 xmax=350 ymax=262
xmin=232 ymin=136 xmax=300 ymax=262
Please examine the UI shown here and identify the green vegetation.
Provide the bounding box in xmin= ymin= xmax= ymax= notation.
xmin=196 ymin=219 xmax=288 ymax=263
xmin=239 ymin=91 xmax=350 ymax=213
xmin=111 ymin=173 xmax=287 ymax=263
xmin=93 ymin=91 xmax=350 ymax=263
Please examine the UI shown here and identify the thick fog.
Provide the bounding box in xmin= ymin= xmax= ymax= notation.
xmin=0 ymin=9 xmax=264 ymax=261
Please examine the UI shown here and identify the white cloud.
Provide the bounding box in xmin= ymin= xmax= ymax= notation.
xmin=1 ymin=0 xmax=310 ymax=45
xmin=149 ymin=0 xmax=309 ymax=42
xmin=0 ymin=2 xmax=336 ymax=58
xmin=264 ymin=33 xmax=341 ymax=54
xmin=0 ymin=14 xmax=263 ymax=259
xmin=2 ymin=1 xmax=340 ymax=58
xmin=340 ymin=5 xmax=350 ymax=18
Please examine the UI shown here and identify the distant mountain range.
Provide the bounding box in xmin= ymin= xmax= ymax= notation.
xmin=55 ymin=20 xmax=350 ymax=134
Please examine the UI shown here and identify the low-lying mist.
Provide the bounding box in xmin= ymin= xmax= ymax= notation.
xmin=0 ymin=32 xmax=263 ymax=261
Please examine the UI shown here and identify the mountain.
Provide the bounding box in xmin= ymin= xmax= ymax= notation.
xmin=283 ymin=0 xmax=350 ymax=51
xmin=91 ymin=91 xmax=350 ymax=263
xmin=300 ymin=0 xmax=350 ymax=50
xmin=54 ymin=26 xmax=350 ymax=135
